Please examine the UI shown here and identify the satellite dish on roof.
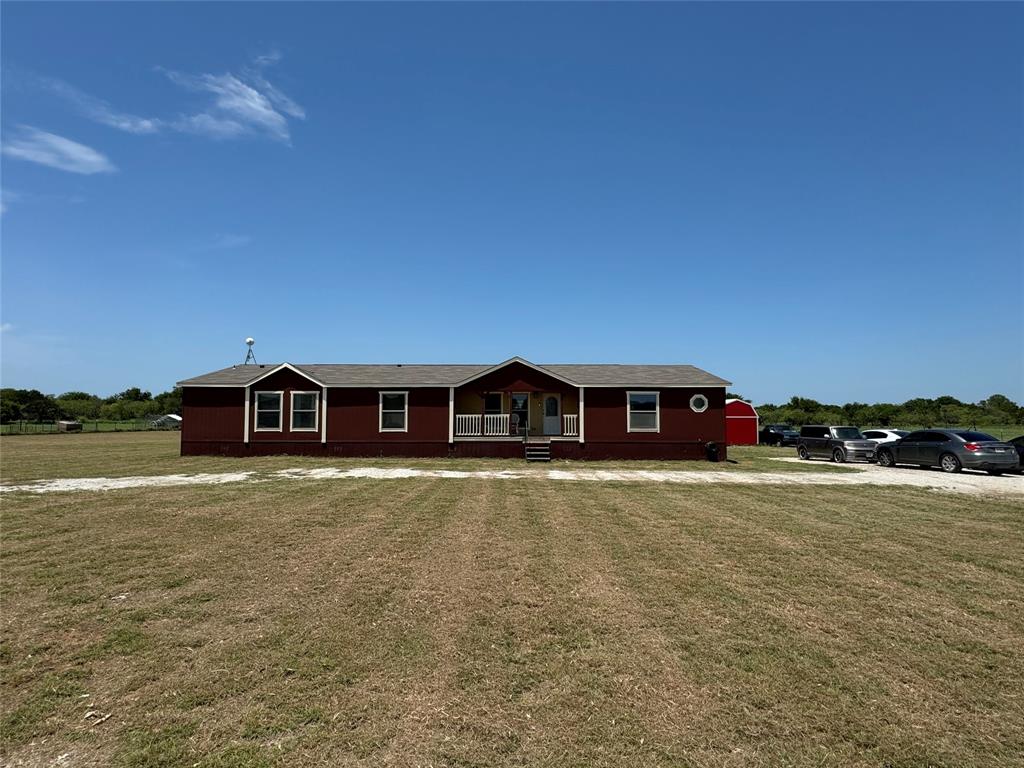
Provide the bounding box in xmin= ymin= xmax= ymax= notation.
xmin=243 ymin=337 xmax=257 ymax=365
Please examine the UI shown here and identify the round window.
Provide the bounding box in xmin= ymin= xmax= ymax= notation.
xmin=690 ymin=394 xmax=709 ymax=413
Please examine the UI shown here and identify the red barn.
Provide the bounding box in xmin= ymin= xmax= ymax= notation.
xmin=725 ymin=399 xmax=759 ymax=445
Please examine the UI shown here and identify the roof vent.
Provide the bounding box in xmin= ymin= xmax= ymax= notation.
xmin=397 ymin=364 xmax=403 ymax=367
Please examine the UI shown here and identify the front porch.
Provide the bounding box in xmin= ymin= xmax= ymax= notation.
xmin=453 ymin=388 xmax=580 ymax=440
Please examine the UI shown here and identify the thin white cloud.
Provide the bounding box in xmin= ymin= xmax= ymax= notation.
xmin=243 ymin=53 xmax=305 ymax=121
xmin=0 ymin=323 xmax=13 ymax=333
xmin=32 ymin=75 xmax=160 ymax=134
xmin=21 ymin=53 xmax=304 ymax=145
xmin=173 ymin=112 xmax=247 ymax=139
xmin=163 ymin=62 xmax=302 ymax=143
xmin=1 ymin=127 xmax=116 ymax=174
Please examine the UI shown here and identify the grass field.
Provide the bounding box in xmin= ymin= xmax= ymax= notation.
xmin=1 ymin=434 xmax=1022 ymax=767
xmin=0 ymin=420 xmax=173 ymax=436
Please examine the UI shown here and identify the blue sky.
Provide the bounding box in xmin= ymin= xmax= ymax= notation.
xmin=2 ymin=2 xmax=1021 ymax=404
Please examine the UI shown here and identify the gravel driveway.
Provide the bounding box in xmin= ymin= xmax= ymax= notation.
xmin=2 ymin=461 xmax=1021 ymax=496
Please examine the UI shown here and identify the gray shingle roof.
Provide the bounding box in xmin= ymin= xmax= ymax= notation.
xmin=543 ymin=364 xmax=730 ymax=387
xmin=176 ymin=359 xmax=730 ymax=388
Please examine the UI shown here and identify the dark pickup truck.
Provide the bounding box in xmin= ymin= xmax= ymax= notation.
xmin=760 ymin=424 xmax=800 ymax=446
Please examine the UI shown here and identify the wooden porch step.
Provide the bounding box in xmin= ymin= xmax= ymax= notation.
xmin=525 ymin=443 xmax=551 ymax=462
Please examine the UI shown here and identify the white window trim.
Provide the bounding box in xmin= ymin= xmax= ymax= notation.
xmin=243 ymin=386 xmax=251 ymax=442
xmin=690 ymin=393 xmax=709 ymax=413
xmin=627 ymin=390 xmax=660 ymax=433
xmin=254 ymin=391 xmax=284 ymax=432
xmin=290 ymin=391 xmax=320 ymax=432
xmin=379 ymin=390 xmax=409 ymax=433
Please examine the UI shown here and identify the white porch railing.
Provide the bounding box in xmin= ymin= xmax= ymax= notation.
xmin=484 ymin=413 xmax=510 ymax=436
xmin=455 ymin=414 xmax=481 ymax=437
xmin=456 ymin=412 xmax=578 ymax=437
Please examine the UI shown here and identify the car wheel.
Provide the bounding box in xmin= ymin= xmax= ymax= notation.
xmin=987 ymin=470 xmax=1004 ymax=477
xmin=832 ymin=447 xmax=846 ymax=463
xmin=877 ymin=450 xmax=895 ymax=467
xmin=939 ymin=453 xmax=962 ymax=473
xmin=797 ymin=446 xmax=809 ymax=460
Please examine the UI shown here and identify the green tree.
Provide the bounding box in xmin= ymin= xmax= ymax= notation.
xmin=979 ymin=394 xmax=1021 ymax=425
xmin=107 ymin=387 xmax=152 ymax=403
xmin=2 ymin=389 xmax=62 ymax=422
xmin=0 ymin=389 xmax=23 ymax=423
xmin=152 ymin=388 xmax=182 ymax=415
xmin=56 ymin=392 xmax=103 ymax=420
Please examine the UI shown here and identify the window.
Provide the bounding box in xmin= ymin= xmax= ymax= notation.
xmin=291 ymin=391 xmax=319 ymax=431
xmin=627 ymin=391 xmax=659 ymax=432
xmin=254 ymin=391 xmax=283 ymax=431
xmin=690 ymin=394 xmax=709 ymax=413
xmin=863 ymin=431 xmax=884 ymax=439
xmin=953 ymin=431 xmax=998 ymax=443
xmin=484 ymin=393 xmax=503 ymax=414
xmin=831 ymin=427 xmax=863 ymax=440
xmin=379 ymin=391 xmax=408 ymax=432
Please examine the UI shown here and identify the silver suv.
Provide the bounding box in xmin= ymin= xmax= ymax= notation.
xmin=798 ymin=425 xmax=877 ymax=463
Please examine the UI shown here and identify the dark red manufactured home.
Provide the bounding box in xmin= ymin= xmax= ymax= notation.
xmin=177 ymin=357 xmax=731 ymax=461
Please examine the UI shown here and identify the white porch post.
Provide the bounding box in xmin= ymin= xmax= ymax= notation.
xmin=243 ymin=385 xmax=251 ymax=443
xmin=321 ymin=387 xmax=328 ymax=443
xmin=578 ymin=386 xmax=585 ymax=443
xmin=448 ymin=387 xmax=455 ymax=443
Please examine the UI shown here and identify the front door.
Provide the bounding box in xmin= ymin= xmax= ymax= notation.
xmin=543 ymin=394 xmax=561 ymax=435
xmin=510 ymin=393 xmax=530 ymax=436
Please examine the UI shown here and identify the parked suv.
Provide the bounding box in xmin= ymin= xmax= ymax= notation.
xmin=760 ymin=424 xmax=800 ymax=446
xmin=797 ymin=425 xmax=877 ymax=463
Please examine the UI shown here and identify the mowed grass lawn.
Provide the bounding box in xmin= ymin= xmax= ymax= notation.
xmin=1 ymin=436 xmax=1023 ymax=767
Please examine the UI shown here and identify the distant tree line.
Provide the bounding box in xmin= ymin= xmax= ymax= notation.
xmin=724 ymin=393 xmax=1023 ymax=429
xmin=2 ymin=388 xmax=1020 ymax=428
xmin=0 ymin=387 xmax=182 ymax=423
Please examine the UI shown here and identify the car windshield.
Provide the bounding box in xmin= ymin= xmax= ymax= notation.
xmin=954 ymin=431 xmax=999 ymax=442
xmin=832 ymin=427 xmax=863 ymax=439
xmin=774 ymin=425 xmax=794 ymax=431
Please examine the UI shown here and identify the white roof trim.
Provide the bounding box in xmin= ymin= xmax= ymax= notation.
xmin=452 ymin=356 xmax=580 ymax=388
xmin=726 ymin=398 xmax=759 ymax=416
xmin=243 ymin=362 xmax=328 ymax=388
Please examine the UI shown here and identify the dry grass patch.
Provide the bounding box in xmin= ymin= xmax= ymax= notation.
xmin=2 ymin=475 xmax=1022 ymax=767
